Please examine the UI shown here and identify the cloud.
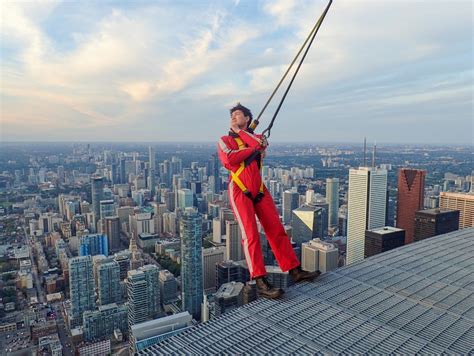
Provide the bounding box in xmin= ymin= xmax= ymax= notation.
xmin=263 ymin=0 xmax=297 ymax=26
xmin=0 ymin=0 xmax=472 ymax=143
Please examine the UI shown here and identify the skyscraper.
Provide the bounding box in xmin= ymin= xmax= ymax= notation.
xmin=226 ymin=220 xmax=242 ymax=261
xmin=119 ymin=158 xmax=126 ymax=184
xmin=305 ymin=189 xmax=315 ymax=204
xmin=99 ymin=200 xmax=116 ymax=220
xmin=211 ymin=217 xmax=222 ymax=243
xmin=97 ymin=260 xmax=122 ymax=305
xmin=282 ymin=190 xmax=300 ymax=224
xmin=347 ymin=167 xmax=387 ymax=265
xmin=202 ymin=247 xmax=226 ymax=293
xmin=110 ymin=162 xmax=118 ymax=185
xmin=414 ymin=208 xmax=459 ymax=242
xmin=80 ymin=233 xmax=109 ymax=257
xmin=114 ymin=250 xmax=131 ymax=280
xmin=91 ymin=177 xmax=104 ymax=223
xmin=291 ymin=205 xmax=325 ymax=247
xmin=105 ymin=216 xmax=121 ymax=252
xmin=126 ymin=265 xmax=161 ymax=328
xmin=129 ymin=234 xmax=144 ymax=270
xmin=159 ymin=270 xmax=178 ymax=305
xmin=148 ymin=146 xmax=156 ymax=171
xmin=177 ymin=189 xmax=194 ymax=209
xmin=439 ymin=192 xmax=474 ymax=229
xmin=396 ymin=168 xmax=425 ymax=244
xmin=141 ymin=265 xmax=161 ymax=319
xmin=148 ymin=169 xmax=156 ymax=196
xmin=209 ymin=154 xmax=221 ymax=194
xmin=69 ymin=256 xmax=95 ymax=325
xmin=164 ymin=190 xmax=176 ymax=212
xmin=126 ymin=270 xmax=148 ymax=327
xmin=326 ymin=178 xmax=340 ymax=227
xmin=313 ymin=199 xmax=329 ymax=238
xmin=180 ymin=208 xmax=203 ymax=321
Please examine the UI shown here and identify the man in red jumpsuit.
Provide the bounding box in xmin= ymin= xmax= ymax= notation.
xmin=218 ymin=103 xmax=320 ymax=299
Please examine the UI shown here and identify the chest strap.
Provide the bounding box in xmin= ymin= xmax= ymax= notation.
xmin=230 ymin=137 xmax=264 ymax=204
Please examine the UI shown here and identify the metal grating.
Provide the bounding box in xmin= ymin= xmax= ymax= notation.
xmin=140 ymin=228 xmax=474 ymax=355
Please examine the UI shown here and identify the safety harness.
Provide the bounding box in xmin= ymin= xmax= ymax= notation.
xmin=229 ymin=132 xmax=265 ymax=204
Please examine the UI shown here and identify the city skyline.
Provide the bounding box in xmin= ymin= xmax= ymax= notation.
xmin=0 ymin=138 xmax=471 ymax=353
xmin=1 ymin=0 xmax=472 ymax=144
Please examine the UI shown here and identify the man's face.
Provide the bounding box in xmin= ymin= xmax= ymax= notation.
xmin=230 ymin=110 xmax=249 ymax=130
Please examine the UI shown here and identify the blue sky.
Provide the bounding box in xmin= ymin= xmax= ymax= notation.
xmin=1 ymin=0 xmax=472 ymax=144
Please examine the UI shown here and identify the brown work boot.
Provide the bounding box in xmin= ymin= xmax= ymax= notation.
xmin=289 ymin=266 xmax=321 ymax=283
xmin=255 ymin=276 xmax=283 ymax=299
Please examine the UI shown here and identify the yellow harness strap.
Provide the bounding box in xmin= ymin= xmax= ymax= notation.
xmin=230 ymin=137 xmax=264 ymax=197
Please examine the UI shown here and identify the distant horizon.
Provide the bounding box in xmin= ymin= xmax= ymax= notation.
xmin=0 ymin=140 xmax=471 ymax=147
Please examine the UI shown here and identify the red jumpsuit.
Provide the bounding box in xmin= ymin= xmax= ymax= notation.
xmin=218 ymin=130 xmax=300 ymax=279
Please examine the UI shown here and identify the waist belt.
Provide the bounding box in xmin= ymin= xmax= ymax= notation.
xmin=230 ymin=137 xmax=264 ymax=204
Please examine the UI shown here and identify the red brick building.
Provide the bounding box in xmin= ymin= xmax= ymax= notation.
xmin=396 ymin=168 xmax=425 ymax=244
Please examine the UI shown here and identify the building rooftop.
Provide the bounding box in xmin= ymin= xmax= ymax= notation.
xmin=131 ymin=312 xmax=192 ymax=341
xmin=416 ymin=208 xmax=459 ymax=216
xmin=294 ymin=204 xmax=322 ymax=212
xmin=140 ymin=228 xmax=474 ymax=355
xmin=138 ymin=233 xmax=159 ymax=240
xmin=368 ymin=226 xmax=405 ymax=235
xmin=215 ymin=282 xmax=245 ymax=299
xmin=440 ymin=191 xmax=474 ymax=199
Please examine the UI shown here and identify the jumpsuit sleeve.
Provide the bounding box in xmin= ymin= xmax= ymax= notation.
xmin=237 ymin=130 xmax=263 ymax=148
xmin=217 ymin=137 xmax=259 ymax=168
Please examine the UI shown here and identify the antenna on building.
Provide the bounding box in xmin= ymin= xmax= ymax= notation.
xmin=363 ymin=137 xmax=367 ymax=167
xmin=372 ymin=141 xmax=377 ymax=169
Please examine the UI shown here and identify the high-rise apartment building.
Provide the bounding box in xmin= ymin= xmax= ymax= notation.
xmin=97 ymin=260 xmax=122 ymax=305
xmin=80 ymin=233 xmax=109 ymax=257
xmin=91 ymin=177 xmax=104 ymax=223
xmin=148 ymin=146 xmax=156 ymax=171
xmin=83 ymin=303 xmax=128 ymax=342
xmin=180 ymin=208 xmax=203 ymax=320
xmin=113 ymin=250 xmax=131 ymax=280
xmin=69 ymin=256 xmax=95 ymax=325
xmin=326 ymin=178 xmax=340 ymax=227
xmin=126 ymin=265 xmax=161 ymax=328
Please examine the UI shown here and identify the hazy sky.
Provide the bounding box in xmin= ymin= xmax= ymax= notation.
xmin=1 ymin=0 xmax=472 ymax=144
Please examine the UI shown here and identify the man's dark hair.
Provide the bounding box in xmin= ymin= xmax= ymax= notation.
xmin=230 ymin=103 xmax=253 ymax=127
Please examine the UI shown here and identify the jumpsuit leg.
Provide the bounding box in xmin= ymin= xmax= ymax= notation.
xmin=228 ymin=182 xmax=267 ymax=279
xmin=254 ymin=187 xmax=300 ymax=272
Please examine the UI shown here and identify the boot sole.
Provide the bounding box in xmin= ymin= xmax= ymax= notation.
xmin=258 ymin=290 xmax=284 ymax=299
xmin=294 ymin=271 xmax=321 ymax=283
